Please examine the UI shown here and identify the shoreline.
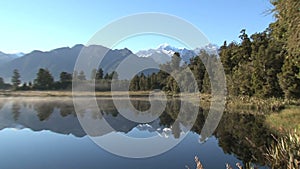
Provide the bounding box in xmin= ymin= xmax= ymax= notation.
xmin=0 ymin=90 xmax=153 ymax=97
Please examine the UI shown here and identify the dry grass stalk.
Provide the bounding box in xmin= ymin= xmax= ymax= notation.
xmin=195 ymin=156 xmax=204 ymax=169
xmin=265 ymin=131 xmax=300 ymax=169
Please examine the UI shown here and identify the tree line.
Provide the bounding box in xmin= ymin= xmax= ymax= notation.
xmin=128 ymin=0 xmax=300 ymax=99
xmin=2 ymin=68 xmax=120 ymax=91
xmin=219 ymin=0 xmax=300 ymax=99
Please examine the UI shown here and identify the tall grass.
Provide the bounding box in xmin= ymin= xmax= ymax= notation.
xmin=188 ymin=131 xmax=300 ymax=168
xmin=186 ymin=156 xmax=252 ymax=169
xmin=265 ymin=131 xmax=300 ymax=169
xmin=266 ymin=106 xmax=300 ymax=135
xmin=226 ymin=96 xmax=286 ymax=113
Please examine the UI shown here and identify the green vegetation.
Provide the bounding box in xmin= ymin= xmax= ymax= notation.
xmin=266 ymin=106 xmax=300 ymax=135
xmin=11 ymin=69 xmax=21 ymax=90
xmin=34 ymin=68 xmax=54 ymax=90
xmin=226 ymin=97 xmax=286 ymax=113
xmin=220 ymin=0 xmax=300 ymax=99
xmin=0 ymin=77 xmax=11 ymax=89
xmin=188 ymin=132 xmax=300 ymax=169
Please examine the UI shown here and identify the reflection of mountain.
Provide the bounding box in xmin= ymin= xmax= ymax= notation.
xmin=0 ymin=100 xmax=86 ymax=137
xmin=0 ymin=98 xmax=274 ymax=167
xmin=0 ymin=98 xmax=184 ymax=138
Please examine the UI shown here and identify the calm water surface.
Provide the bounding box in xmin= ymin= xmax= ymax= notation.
xmin=0 ymin=97 xmax=272 ymax=169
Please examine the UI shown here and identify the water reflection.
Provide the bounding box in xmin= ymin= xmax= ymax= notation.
xmin=215 ymin=113 xmax=273 ymax=166
xmin=0 ymin=97 xmax=272 ymax=167
xmin=0 ymin=98 xmax=84 ymax=137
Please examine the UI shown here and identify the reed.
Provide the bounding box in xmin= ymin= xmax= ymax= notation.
xmin=187 ymin=156 xmax=257 ymax=169
xmin=265 ymin=131 xmax=300 ymax=169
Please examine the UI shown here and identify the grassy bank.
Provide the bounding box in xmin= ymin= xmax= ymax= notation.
xmin=226 ymin=96 xmax=285 ymax=113
xmin=266 ymin=106 xmax=300 ymax=135
xmin=1 ymin=91 xmax=300 ymax=111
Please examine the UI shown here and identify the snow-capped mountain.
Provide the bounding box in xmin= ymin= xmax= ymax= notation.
xmin=135 ymin=43 xmax=219 ymax=64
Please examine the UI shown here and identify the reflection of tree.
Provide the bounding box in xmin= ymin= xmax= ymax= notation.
xmin=172 ymin=121 xmax=181 ymax=138
xmin=159 ymin=100 xmax=204 ymax=139
xmin=0 ymin=102 xmax=4 ymax=111
xmin=159 ymin=111 xmax=175 ymax=127
xmin=25 ymin=97 xmax=275 ymax=167
xmin=97 ymin=99 xmax=118 ymax=116
xmin=158 ymin=102 xmax=274 ymax=166
xmin=57 ymin=102 xmax=75 ymax=117
xmin=91 ymin=110 xmax=102 ymax=120
xmin=215 ymin=113 xmax=273 ymax=166
xmin=131 ymin=100 xmax=150 ymax=112
xmin=12 ymin=102 xmax=21 ymax=121
xmin=191 ymin=108 xmax=207 ymax=134
xmin=34 ymin=102 xmax=55 ymax=121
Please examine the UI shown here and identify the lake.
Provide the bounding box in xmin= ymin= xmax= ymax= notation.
xmin=0 ymin=97 xmax=272 ymax=169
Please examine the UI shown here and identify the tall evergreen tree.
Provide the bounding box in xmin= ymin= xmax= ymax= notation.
xmin=73 ymin=70 xmax=78 ymax=80
xmin=129 ymin=75 xmax=140 ymax=91
xmin=170 ymin=52 xmax=181 ymax=71
xmin=11 ymin=69 xmax=21 ymax=90
xmin=189 ymin=51 xmax=206 ymax=92
xmin=110 ymin=71 xmax=119 ymax=80
xmin=60 ymin=72 xmax=72 ymax=89
xmin=0 ymin=77 xmax=4 ymax=88
xmin=34 ymin=68 xmax=54 ymax=90
xmin=96 ymin=68 xmax=104 ymax=80
xmin=271 ymin=0 xmax=300 ymax=99
xmin=238 ymin=29 xmax=252 ymax=63
xmin=91 ymin=68 xmax=97 ymax=80
xmin=77 ymin=71 xmax=86 ymax=80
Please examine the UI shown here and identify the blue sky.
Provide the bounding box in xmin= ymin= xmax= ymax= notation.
xmin=0 ymin=0 xmax=275 ymax=53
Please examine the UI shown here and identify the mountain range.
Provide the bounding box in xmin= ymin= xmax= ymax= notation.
xmin=0 ymin=44 xmax=219 ymax=82
xmin=135 ymin=43 xmax=218 ymax=63
xmin=0 ymin=52 xmax=24 ymax=65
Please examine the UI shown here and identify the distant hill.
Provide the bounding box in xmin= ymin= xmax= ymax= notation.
xmin=0 ymin=52 xmax=24 ymax=66
xmin=0 ymin=45 xmax=145 ymax=82
xmin=0 ymin=44 xmax=218 ymax=83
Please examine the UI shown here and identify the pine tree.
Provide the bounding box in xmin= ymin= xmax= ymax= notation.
xmin=91 ymin=68 xmax=97 ymax=80
xmin=272 ymin=0 xmax=300 ymax=99
xmin=170 ymin=52 xmax=181 ymax=71
xmin=34 ymin=68 xmax=54 ymax=90
xmin=77 ymin=71 xmax=86 ymax=80
xmin=129 ymin=75 xmax=140 ymax=91
xmin=0 ymin=77 xmax=4 ymax=88
xmin=110 ymin=71 xmax=119 ymax=80
xmin=73 ymin=70 xmax=78 ymax=80
xmin=189 ymin=52 xmax=206 ymax=92
xmin=96 ymin=68 xmax=104 ymax=80
xmin=60 ymin=72 xmax=72 ymax=89
xmin=11 ymin=69 xmax=21 ymax=90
